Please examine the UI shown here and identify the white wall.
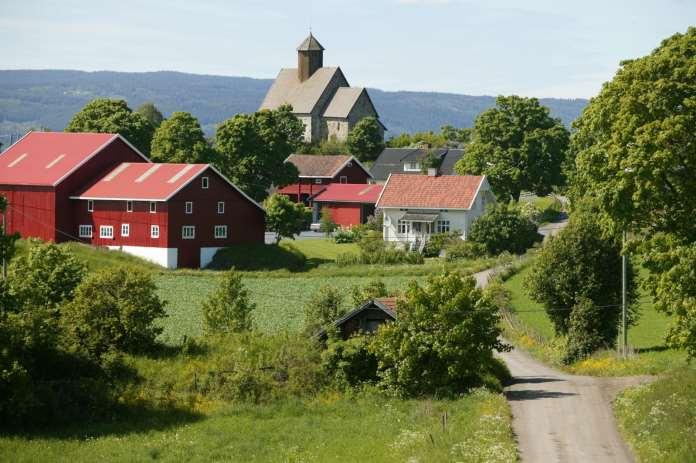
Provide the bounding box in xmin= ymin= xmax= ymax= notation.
xmin=108 ymin=245 xmax=178 ymax=269
xmin=200 ymin=247 xmax=223 ymax=269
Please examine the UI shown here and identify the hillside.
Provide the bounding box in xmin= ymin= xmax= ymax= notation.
xmin=0 ymin=69 xmax=587 ymax=142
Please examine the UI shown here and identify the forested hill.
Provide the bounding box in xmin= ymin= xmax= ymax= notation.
xmin=0 ymin=69 xmax=587 ymax=141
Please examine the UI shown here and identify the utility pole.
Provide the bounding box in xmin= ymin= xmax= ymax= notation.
xmin=621 ymin=230 xmax=628 ymax=357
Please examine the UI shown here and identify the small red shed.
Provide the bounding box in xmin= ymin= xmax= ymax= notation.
xmin=310 ymin=183 xmax=383 ymax=228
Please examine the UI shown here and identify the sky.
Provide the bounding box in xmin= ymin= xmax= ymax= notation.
xmin=0 ymin=0 xmax=694 ymax=99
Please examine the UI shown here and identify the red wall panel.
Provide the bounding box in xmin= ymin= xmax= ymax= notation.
xmin=0 ymin=186 xmax=56 ymax=241
xmin=325 ymin=203 xmax=362 ymax=228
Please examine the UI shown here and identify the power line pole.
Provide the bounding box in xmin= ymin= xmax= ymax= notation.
xmin=622 ymin=230 xmax=628 ymax=357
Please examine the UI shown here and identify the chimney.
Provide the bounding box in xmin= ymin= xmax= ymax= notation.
xmin=427 ymin=167 xmax=438 ymax=177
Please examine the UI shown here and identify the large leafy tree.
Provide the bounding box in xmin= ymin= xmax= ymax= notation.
xmin=346 ymin=117 xmax=385 ymax=162
xmin=136 ymin=102 xmax=164 ymax=128
xmin=215 ymin=105 xmax=302 ymax=202
xmin=65 ymin=99 xmax=154 ymax=155
xmin=150 ymin=111 xmax=211 ymax=164
xmin=468 ymin=203 xmax=542 ymax=255
xmin=263 ymin=193 xmax=311 ymax=243
xmin=455 ymin=95 xmax=569 ymax=201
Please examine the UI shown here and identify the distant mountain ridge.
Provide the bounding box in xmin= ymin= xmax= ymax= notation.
xmin=0 ymin=69 xmax=587 ymax=142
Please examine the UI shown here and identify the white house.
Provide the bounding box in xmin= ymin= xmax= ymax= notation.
xmin=375 ymin=173 xmax=495 ymax=250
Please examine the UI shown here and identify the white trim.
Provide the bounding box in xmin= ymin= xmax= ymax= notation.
xmin=99 ymin=225 xmax=114 ymax=239
xmin=182 ymin=225 xmax=196 ymax=240
xmin=470 ymin=175 xmax=487 ymax=209
xmin=126 ymin=200 xmax=133 ymax=212
xmin=201 ymin=176 xmax=209 ymax=189
xmin=151 ymin=225 xmax=160 ymax=238
xmin=185 ymin=201 xmax=193 ymax=214
xmin=0 ymin=130 xmax=33 ymax=156
xmin=339 ymin=175 xmax=348 ymax=184
xmin=374 ymin=172 xmax=391 ymax=208
xmin=71 ymin=195 xmax=168 ymax=202
xmin=121 ymin=223 xmax=130 ymax=237
xmin=87 ymin=199 xmax=94 ymax=212
xmin=78 ymin=224 xmax=92 ymax=238
xmin=217 ymin=201 xmax=225 ymax=214
xmin=149 ymin=201 xmax=157 ymax=213
xmin=214 ymin=225 xmax=228 ymax=239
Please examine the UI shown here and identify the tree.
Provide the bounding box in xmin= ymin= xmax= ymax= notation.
xmin=524 ymin=215 xmax=637 ymax=342
xmin=201 ymin=270 xmax=254 ymax=334
xmin=263 ymin=193 xmax=311 ymax=243
xmin=346 ymin=117 xmax=385 ymax=162
xmin=441 ymin=125 xmax=472 ymax=145
xmin=150 ymin=111 xmax=211 ymax=164
xmin=215 ymin=105 xmax=303 ymax=202
xmin=303 ymin=285 xmax=345 ymax=335
xmin=455 ymin=95 xmax=570 ymax=201
xmin=66 ymin=99 xmax=154 ymax=155
xmin=136 ymin=102 xmax=164 ymax=128
xmin=468 ymin=203 xmax=542 ymax=255
xmin=319 ymin=208 xmax=337 ymax=236
xmin=61 ymin=267 xmax=167 ymax=357
xmin=372 ymin=272 xmax=508 ymax=396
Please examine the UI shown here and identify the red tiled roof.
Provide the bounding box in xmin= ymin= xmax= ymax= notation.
xmin=375 ymin=297 xmax=398 ymax=314
xmin=286 ymin=154 xmax=358 ymax=178
xmin=0 ymin=132 xmax=142 ymax=186
xmin=311 ymin=183 xmax=383 ymax=204
xmin=376 ymin=174 xmax=485 ymax=210
xmin=73 ymin=163 xmax=210 ymax=201
xmin=276 ymin=183 xmax=327 ymax=196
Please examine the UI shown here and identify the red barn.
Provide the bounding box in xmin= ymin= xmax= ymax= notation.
xmin=277 ymin=154 xmax=373 ymax=204
xmin=310 ymin=183 xmax=383 ymax=228
xmin=0 ymin=131 xmax=148 ymax=242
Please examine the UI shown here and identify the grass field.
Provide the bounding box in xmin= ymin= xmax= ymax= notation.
xmin=0 ymin=390 xmax=516 ymax=463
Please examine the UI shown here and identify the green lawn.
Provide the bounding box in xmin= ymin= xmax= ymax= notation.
xmin=281 ymin=238 xmax=360 ymax=261
xmin=0 ymin=391 xmax=516 ymax=463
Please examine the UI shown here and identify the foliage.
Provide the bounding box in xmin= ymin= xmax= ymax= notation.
xmin=372 ymin=271 xmax=509 ymax=396
xmin=455 ymin=95 xmax=570 ymax=201
xmin=61 ymin=267 xmax=167 ymax=358
xmin=563 ymin=297 xmax=610 ymax=363
xmin=386 ymin=130 xmax=450 ymax=148
xmin=319 ymin=208 xmax=337 ymax=236
xmin=346 ymin=117 xmax=385 ymax=162
xmin=214 ymin=105 xmax=303 ymax=202
xmin=423 ymin=231 xmax=460 ymax=257
xmin=65 ymin=98 xmax=154 ymax=154
xmin=201 ymin=270 xmax=254 ymax=334
xmin=150 ymin=111 xmax=211 ymax=164
xmin=302 ymin=136 xmax=347 ymax=155
xmin=445 ymin=240 xmax=488 ymax=261
xmin=469 ymin=203 xmax=542 ymax=255
xmin=303 ymin=285 xmax=345 ymax=335
xmin=350 ymin=279 xmax=388 ymax=306
xmin=207 ymin=242 xmax=307 ymax=271
xmin=336 ymin=242 xmax=425 ymax=267
xmin=8 ymin=241 xmax=86 ymax=309
xmin=136 ymin=102 xmax=164 ymax=128
xmin=263 ymin=193 xmax=311 ymax=243
xmin=333 ymin=227 xmax=359 ymax=244
xmin=440 ymin=124 xmax=472 ymax=144
xmin=568 ymin=27 xmax=696 ymax=241
xmin=519 ymin=196 xmax=563 ymax=224
xmin=321 ymin=334 xmax=379 ymax=386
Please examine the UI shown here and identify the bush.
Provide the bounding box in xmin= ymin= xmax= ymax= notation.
xmin=336 ymin=234 xmax=425 ymax=266
xmin=333 ymin=227 xmax=359 ymax=243
xmin=322 ymin=335 xmax=379 ymax=387
xmin=469 ymin=203 xmax=542 ymax=255
xmin=423 ymin=231 xmax=460 ymax=257
xmin=320 ymin=208 xmax=337 ymax=236
xmin=563 ymin=297 xmax=609 ymax=364
xmin=372 ymin=271 xmax=509 ymax=396
xmin=303 ymin=285 xmax=346 ymax=335
xmin=61 ymin=267 xmax=167 ymax=358
xmin=202 ymin=270 xmax=255 ymax=334
xmin=350 ymin=280 xmax=388 ymax=306
xmin=444 ymin=240 xmax=488 ymax=261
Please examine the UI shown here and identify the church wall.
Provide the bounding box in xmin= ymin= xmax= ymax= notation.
xmin=347 ymin=92 xmax=383 ymax=138
xmin=310 ymin=71 xmax=349 ymax=142
xmin=325 ymin=118 xmax=350 ymax=141
xmin=298 ymin=115 xmax=313 ymax=142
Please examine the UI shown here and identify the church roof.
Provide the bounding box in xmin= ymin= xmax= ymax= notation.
xmin=260 ymin=67 xmax=347 ymax=114
xmin=322 ymin=87 xmax=365 ymax=118
xmin=297 ymin=33 xmax=325 ymax=51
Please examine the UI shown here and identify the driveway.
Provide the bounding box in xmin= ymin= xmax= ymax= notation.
xmin=472 ymin=267 xmax=647 ymax=463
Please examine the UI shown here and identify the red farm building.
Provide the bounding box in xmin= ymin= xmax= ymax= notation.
xmin=277 ymin=154 xmax=373 ymax=204
xmin=310 ymin=183 xmax=383 ymax=228
xmin=0 ymin=131 xmax=265 ymax=269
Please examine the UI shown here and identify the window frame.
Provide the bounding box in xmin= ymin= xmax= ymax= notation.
xmin=436 ymin=219 xmax=451 ymax=234
xmin=87 ymin=200 xmax=94 ymax=212
xmin=404 ymin=161 xmax=421 ymax=172
xmin=181 ymin=225 xmax=196 ymax=240
xmin=121 ymin=223 xmax=130 ymax=237
xmin=214 ymin=225 xmax=228 ymax=239
xmin=314 ymin=178 xmax=322 ymax=184
xmin=201 ymin=176 xmax=209 ymax=189
xmin=339 ymin=176 xmax=348 ymax=184
xmin=99 ymin=225 xmax=114 ymax=239
xmin=185 ymin=201 xmax=193 ymax=214
xmin=126 ymin=200 xmax=133 ymax=213
xmin=398 ymin=220 xmax=411 ymax=235
xmin=151 ymin=225 xmax=160 ymax=239
xmin=217 ymin=201 xmax=225 ymax=214
xmin=149 ymin=201 xmax=157 ymax=213
xmin=78 ymin=224 xmax=92 ymax=238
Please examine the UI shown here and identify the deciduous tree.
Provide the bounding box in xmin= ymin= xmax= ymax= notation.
xmin=346 ymin=117 xmax=385 ymax=162
xmin=468 ymin=203 xmax=542 ymax=255
xmin=136 ymin=102 xmax=164 ymax=128
xmin=201 ymin=270 xmax=254 ymax=334
xmin=150 ymin=111 xmax=211 ymax=164
xmin=263 ymin=193 xmax=311 ymax=243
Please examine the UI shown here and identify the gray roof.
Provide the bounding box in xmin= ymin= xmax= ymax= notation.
xmin=322 ymin=87 xmax=365 ymax=118
xmin=297 ymin=33 xmax=325 ymax=51
xmin=259 ymin=67 xmax=346 ymax=114
xmin=370 ymin=148 xmax=465 ymax=181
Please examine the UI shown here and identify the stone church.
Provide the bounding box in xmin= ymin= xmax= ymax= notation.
xmin=260 ymin=34 xmax=385 ymax=143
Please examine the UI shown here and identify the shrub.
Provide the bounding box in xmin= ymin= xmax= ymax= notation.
xmin=350 ymin=280 xmax=388 ymax=306
xmin=423 ymin=231 xmax=460 ymax=257
xmin=320 ymin=208 xmax=337 ymax=236
xmin=469 ymin=203 xmax=542 ymax=255
xmin=364 ymin=213 xmax=383 ymax=232
xmin=303 ymin=285 xmax=346 ymax=335
xmin=264 ymin=193 xmax=312 ymax=242
xmin=372 ymin=271 xmax=509 ymax=396
xmin=333 ymin=227 xmax=359 ymax=243
xmin=61 ymin=267 xmax=167 ymax=358
xmin=322 ymin=335 xmax=379 ymax=387
xmin=202 ymin=270 xmax=255 ymax=334
xmin=563 ymin=297 xmax=609 ymax=364
xmin=336 ymin=234 xmax=425 ymax=266
xmin=445 ymin=240 xmax=488 ymax=261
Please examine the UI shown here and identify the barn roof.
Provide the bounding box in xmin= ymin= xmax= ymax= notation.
xmin=311 ymin=183 xmax=383 ymax=204
xmin=0 ymin=131 xmax=147 ymax=187
xmin=286 ymin=154 xmax=371 ymax=178
xmin=72 ymin=163 xmax=264 ymax=210
xmin=376 ymin=174 xmax=485 ymax=210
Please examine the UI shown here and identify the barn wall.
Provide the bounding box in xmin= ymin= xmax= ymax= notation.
xmin=322 ymin=202 xmax=363 ymax=228
xmin=339 ymin=307 xmax=394 ymax=340
xmin=0 ymin=185 xmax=56 ymax=241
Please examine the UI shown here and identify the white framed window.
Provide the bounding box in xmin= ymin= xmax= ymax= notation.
xmin=201 ymin=176 xmax=209 ymax=189
xmin=151 ymin=225 xmax=160 ymax=239
xmin=185 ymin=201 xmax=193 ymax=214
xmin=315 ymin=178 xmax=322 ymax=184
xmin=340 ymin=176 xmax=348 ymax=184
xmin=87 ymin=200 xmax=94 ymax=212
xmin=182 ymin=225 xmax=195 ymax=240
xmin=214 ymin=225 xmax=228 ymax=239
xmin=121 ymin=223 xmax=130 ymax=237
xmin=78 ymin=225 xmax=92 ymax=238
xmin=217 ymin=201 xmax=225 ymax=214
xmin=99 ymin=225 xmax=114 ymax=239
xmin=404 ymin=162 xmax=420 ymax=172
xmin=126 ymin=200 xmax=133 ymax=212
xmin=398 ymin=220 xmax=411 ymax=234
xmin=149 ymin=202 xmax=157 ymax=213
xmin=347 ymin=161 xmax=353 ymax=167
xmin=436 ymin=219 xmax=451 ymax=233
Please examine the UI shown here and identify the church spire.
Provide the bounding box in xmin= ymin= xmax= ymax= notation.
xmin=297 ymin=33 xmax=324 ymax=82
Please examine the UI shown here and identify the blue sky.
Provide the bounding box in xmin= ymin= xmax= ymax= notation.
xmin=0 ymin=0 xmax=693 ymax=98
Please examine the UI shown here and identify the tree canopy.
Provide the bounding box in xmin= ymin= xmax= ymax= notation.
xmin=65 ymin=98 xmax=154 ymax=155
xmin=455 ymin=95 xmax=569 ymax=201
xmin=150 ymin=111 xmax=211 ymax=164
xmin=263 ymin=193 xmax=311 ymax=243
xmin=215 ymin=105 xmax=302 ymax=202
xmin=468 ymin=203 xmax=542 ymax=255
xmin=136 ymin=102 xmax=164 ymax=128
xmin=346 ymin=117 xmax=385 ymax=162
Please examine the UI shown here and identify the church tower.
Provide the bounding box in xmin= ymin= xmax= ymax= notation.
xmin=297 ymin=33 xmax=324 ymax=82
